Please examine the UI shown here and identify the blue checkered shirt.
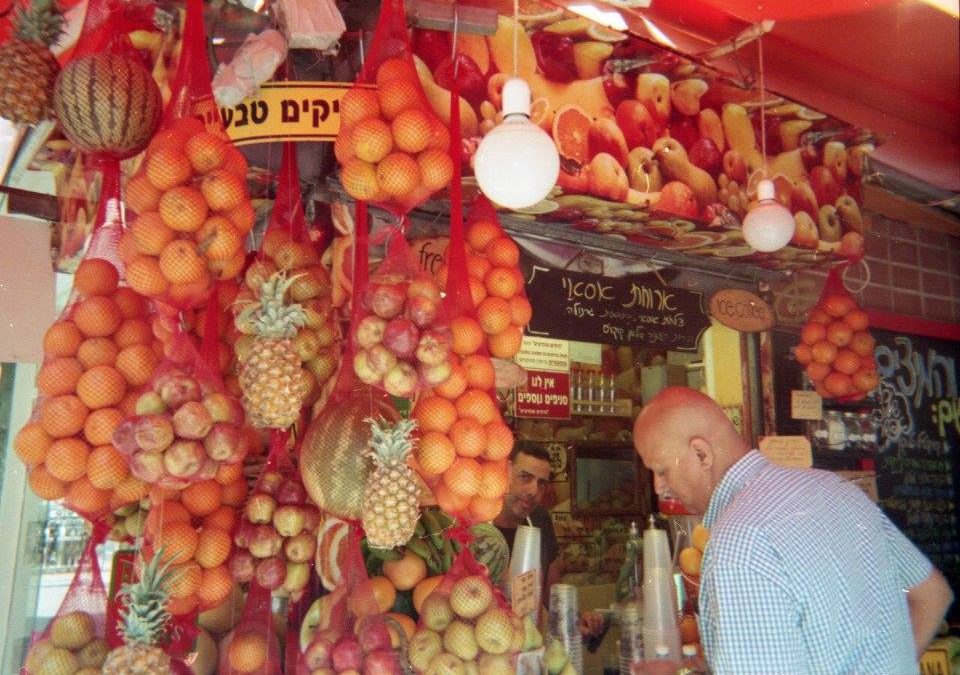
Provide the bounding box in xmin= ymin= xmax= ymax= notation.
xmin=699 ymin=451 xmax=932 ymax=675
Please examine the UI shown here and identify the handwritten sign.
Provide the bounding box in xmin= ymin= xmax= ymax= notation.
xmin=517 ymin=336 xmax=570 ymax=372
xmin=515 ymin=370 xmax=571 ymax=419
xmin=510 ymin=569 xmax=540 ymax=619
xmin=709 ymin=288 xmax=774 ymax=332
xmin=524 ymin=263 xmax=709 ymax=351
xmin=759 ymin=435 xmax=812 ymax=468
xmin=221 ymin=82 xmax=361 ymax=145
xmin=410 ymin=237 xmax=448 ymax=277
xmin=791 ymin=389 xmax=823 ymax=420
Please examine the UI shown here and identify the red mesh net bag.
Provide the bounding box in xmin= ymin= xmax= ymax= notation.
xmin=229 ymin=429 xmax=320 ymax=600
xmin=12 ymin=169 xmax=153 ymax=525
xmin=22 ymin=524 xmax=110 ymax=673
xmin=792 ymin=265 xmax=879 ymax=401
xmin=232 ymin=142 xmax=339 ymax=429
xmin=298 ymin=530 xmax=406 ymax=673
xmin=407 ymin=547 xmax=522 ymax=673
xmin=335 ymin=0 xmax=453 ymax=216
xmin=218 ymin=583 xmax=283 ymax=674
xmin=118 ymin=0 xmax=251 ymax=310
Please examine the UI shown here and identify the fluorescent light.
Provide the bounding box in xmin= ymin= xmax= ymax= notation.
xmin=921 ymin=0 xmax=959 ymax=16
xmin=567 ymin=3 xmax=628 ymax=31
xmin=641 ymin=15 xmax=676 ymax=48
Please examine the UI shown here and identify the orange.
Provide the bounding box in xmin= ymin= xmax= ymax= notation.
xmin=455 ymin=389 xmax=499 ymax=426
xmin=805 ymin=361 xmax=830 ymax=383
xmin=39 ymin=395 xmax=89 ymax=437
xmin=382 ymin=550 xmax=428 ymax=591
xmin=434 ymin=361 xmax=468 ymax=399
xmin=14 ymin=422 xmax=53 ymax=466
xmin=352 ymin=117 xmax=394 ymax=163
xmin=43 ymin=321 xmax=83 ymax=357
xmin=221 ymin=146 xmax=249 ymax=179
xmin=76 ymin=365 xmax=127 ymax=409
xmin=214 ymin=459 xmax=244 ymax=486
xmin=488 ymin=326 xmax=523 ymax=358
xmin=226 ymin=201 xmax=256 ymax=236
xmin=468 ymin=495 xmax=502 ymax=522
xmin=844 ymin=308 xmax=869 ymax=332
xmin=73 ymin=296 xmax=122 ymax=338
xmin=125 ymin=172 xmax=163 ymax=213
xmin=849 ymin=331 xmax=876 ymax=357
xmin=145 ymin=145 xmax=192 ymax=191
xmin=679 ymin=615 xmax=700 ymax=645
xmin=484 ymin=266 xmax=523 ymax=299
xmin=195 ymin=526 xmax=232 ymax=568
xmin=116 ymin=344 xmax=160 ymax=387
xmin=210 ymin=250 xmax=246 ymax=281
xmin=46 ymin=437 xmax=91 ymax=482
xmin=170 ymin=116 xmax=206 ymax=138
xmin=159 ymin=185 xmax=209 ymax=233
xmin=376 ymin=152 xmax=420 ymax=198
xmin=449 ymin=417 xmax=486 ymax=458
xmin=378 ymin=77 xmax=422 ymax=121
xmin=449 ymin=316 xmax=485 ymax=356
xmin=417 ymin=431 xmax=456 ymax=476
xmin=825 ymin=320 xmax=853 ymax=348
xmin=114 ymin=287 xmax=147 ymax=319
xmin=167 ymin=279 xmax=212 ymax=307
xmin=468 ymin=277 xmax=488 ymax=307
xmin=412 ymin=575 xmax=443 ymax=614
xmin=228 ymin=632 xmax=268 ymax=673
xmin=117 ymin=390 xmax=140 ymax=417
xmin=203 ymin=505 xmax=238 ymax=532
xmin=461 ymin=354 xmax=496 ymax=390
xmin=166 ymin=594 xmax=199 ymax=616
xmin=83 ymin=407 xmax=123 ymax=445
xmin=484 ymin=236 xmax=520 ymax=268
xmin=820 ymin=294 xmax=856 ymax=318
xmin=145 ymin=500 xmax=191 ymax=536
xmin=117 ymin=230 xmax=139 ymax=264
xmin=443 ymin=457 xmax=482 ymax=498
xmin=434 ymin=481 xmax=470 ymax=514
xmin=552 ymin=104 xmax=591 ymax=165
xmin=426 ymin=119 xmax=451 ymax=151
xmin=114 ymin=319 xmax=152 ymax=349
xmin=822 ymin=371 xmax=853 ymax=397
xmin=159 ymin=239 xmax=207 ymax=284
xmin=833 ymin=349 xmax=861 ymax=375
xmin=200 ymin=169 xmax=246 ymax=212
xmin=220 ymin=479 xmax=248 ymax=507
xmin=483 ymin=422 xmax=514 ymax=461
xmin=111 ymin=476 xmax=149 ymax=507
xmin=385 ymin=612 xmax=417 ymax=641
xmin=64 ymin=478 xmax=111 ymax=516
xmin=477 ymin=296 xmax=512 ymax=334
xmin=87 ymin=444 xmax=129 ymax=489
xmin=36 ymin=357 xmax=83 ymax=396
xmin=810 ymin=340 xmax=838 ymax=366
xmin=417 ymin=148 xmax=454 ymax=192
xmin=466 ymin=254 xmax=492 ymax=280
xmin=793 ymin=343 xmax=812 ymax=365
xmin=413 ymin=395 xmax=458 ymax=433
xmin=29 ymin=466 xmax=68 ymax=500
xmin=157 ymin=521 xmax=200 ymax=565
xmin=334 ymin=126 xmax=355 ymax=164
xmin=341 ymin=158 xmax=382 ymax=202
xmin=807 ymin=308 xmax=831 ymax=325
xmin=466 ymin=218 xmax=502 ymax=253
xmin=339 ymin=87 xmax=381 ymax=128
xmin=185 ymin=131 xmax=228 ymax=174
xmin=197 ymin=565 xmax=234 ymax=608
xmin=147 ymin=126 xmax=192 ymax=156
xmin=74 ymin=258 xmax=119 ymax=297
xmin=392 ymin=107 xmax=433 ymax=154
xmin=376 ymin=56 xmax=417 ymax=87
xmin=477 ymin=460 xmax=509 ymax=499
xmin=244 ymin=258 xmax=279 ymax=290
xmin=182 ymin=480 xmax=223 ymax=517
xmin=852 ymin=368 xmax=879 ymax=393
xmin=196 ymin=216 xmax=242 ymax=261
xmin=125 ymin=256 xmax=170 ymax=297
xmin=166 ymin=562 xmax=202 ymax=599
xmin=367 ymin=576 xmax=397 ymax=614
xmin=508 ymin=295 xmax=533 ymax=326
xmin=77 ymin=337 xmax=119 ymax=368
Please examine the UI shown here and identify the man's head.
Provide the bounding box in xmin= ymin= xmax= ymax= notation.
xmin=633 ymin=387 xmax=749 ymax=514
xmin=503 ymin=445 xmax=552 ymax=522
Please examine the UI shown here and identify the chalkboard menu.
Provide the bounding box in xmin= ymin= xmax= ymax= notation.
xmin=872 ymin=326 xmax=959 ymax=608
xmin=523 ymin=262 xmax=710 ymax=351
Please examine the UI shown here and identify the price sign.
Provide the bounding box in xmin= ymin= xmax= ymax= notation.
xmin=511 ymin=569 xmax=540 ymax=619
xmin=515 ymin=370 xmax=571 ymax=419
xmin=517 ymin=336 xmax=570 ymax=372
xmin=759 ymin=435 xmax=813 ymax=468
xmin=791 ymin=390 xmax=823 ymax=420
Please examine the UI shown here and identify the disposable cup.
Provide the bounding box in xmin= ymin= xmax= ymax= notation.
xmin=643 ymin=526 xmax=673 ymax=571
xmin=509 ymin=525 xmax=542 ymax=577
xmin=641 ymin=567 xmax=679 ymax=633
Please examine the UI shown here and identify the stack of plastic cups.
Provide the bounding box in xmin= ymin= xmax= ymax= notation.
xmin=618 ymin=601 xmax=643 ymax=674
xmin=507 ymin=525 xmax=541 ymax=623
xmin=549 ymin=584 xmax=584 ymax=674
xmin=641 ymin=522 xmax=682 ymax=662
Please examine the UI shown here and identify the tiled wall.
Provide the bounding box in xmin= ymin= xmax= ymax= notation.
xmin=848 ymin=214 xmax=960 ymax=323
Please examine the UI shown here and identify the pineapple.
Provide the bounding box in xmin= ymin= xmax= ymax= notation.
xmin=101 ymin=550 xmax=176 ymax=674
xmin=0 ymin=0 xmax=63 ymax=124
xmin=363 ymin=416 xmax=421 ymax=549
xmin=235 ymin=272 xmax=312 ymax=428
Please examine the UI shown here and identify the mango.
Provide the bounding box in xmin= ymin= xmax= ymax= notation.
xmin=459 ymin=34 xmax=490 ymax=75
xmin=487 ymin=15 xmax=536 ymax=79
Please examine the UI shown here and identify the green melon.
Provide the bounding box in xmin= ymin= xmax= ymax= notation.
xmin=53 ymin=53 xmax=162 ymax=159
xmin=469 ymin=522 xmax=510 ymax=587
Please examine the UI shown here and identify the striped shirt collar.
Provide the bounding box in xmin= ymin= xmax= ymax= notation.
xmin=702 ymin=450 xmax=767 ymax=529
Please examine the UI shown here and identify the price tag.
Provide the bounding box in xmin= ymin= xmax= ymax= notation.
xmin=759 ymin=435 xmax=812 ymax=468
xmin=511 ymin=569 xmax=540 ymax=619
xmin=791 ymin=390 xmax=823 ymax=420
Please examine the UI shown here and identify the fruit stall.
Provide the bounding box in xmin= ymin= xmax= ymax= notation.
xmin=0 ymin=0 xmax=958 ymax=673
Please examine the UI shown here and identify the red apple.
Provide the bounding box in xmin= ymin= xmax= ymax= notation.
xmin=406 ymin=294 xmax=439 ymax=328
xmin=817 ymin=204 xmax=842 ymax=243
xmin=303 ymin=635 xmax=336 ymax=670
xmin=835 ymin=195 xmax=864 ymax=233
xmin=722 ymin=150 xmax=748 ymax=184
xmin=135 ymin=392 xmax=167 ymax=416
xmin=228 ymin=550 xmax=256 ymax=582
xmin=172 ymin=401 xmax=213 ymax=440
xmin=130 ymin=450 xmax=165 ymax=483
xmin=163 ymin=440 xmax=205 ymax=478
xmin=247 ymin=524 xmax=283 ymax=558
xmin=355 ymin=315 xmax=387 ymax=349
xmin=233 ymin=520 xmax=255 ymax=548
xmin=284 ymin=531 xmax=316 ymax=563
xmin=195 ymin=457 xmax=217 ymax=481
xmin=255 ymin=556 xmax=287 ymax=590
xmin=668 ymin=115 xmax=698 ymax=152
xmin=382 ymin=362 xmax=418 ymax=398
xmin=276 ymin=478 xmax=308 ymax=506
xmin=687 ymin=137 xmax=722 ymax=178
xmin=202 ymin=392 xmax=243 ymax=425
xmin=133 ymin=415 xmax=175 ymax=452
xmin=382 ymin=318 xmax=420 ymax=358
xmin=656 ymin=181 xmax=699 ymax=219
xmin=421 ymin=359 xmax=453 ymax=387
xmin=809 ymin=165 xmax=842 ymax=207
xmin=332 ymin=638 xmax=363 ymax=672
xmin=365 ymin=282 xmax=406 ymax=320
xmin=273 ymin=505 xmax=306 ymax=537
xmin=433 ymin=53 xmax=485 ymax=107
xmin=203 ymin=422 xmax=241 ymax=461
xmin=790 ymin=179 xmax=819 ymax=218
xmin=302 ymin=505 xmax=321 ymax=532
xmin=791 ymin=211 xmax=820 ymax=249
xmin=407 ymin=278 xmax=441 ymax=302
xmin=839 ymin=231 xmax=865 ymax=258
xmin=366 ymin=344 xmax=397 ymax=376
xmin=358 ymin=619 xmax=393 ymax=654
xmin=416 ymin=330 xmax=451 ymax=366
xmin=363 ymin=650 xmax=402 ymax=675
xmin=245 ymin=493 xmax=276 ymax=524
xmin=282 ymin=561 xmax=311 ymax=599
xmin=257 ymin=470 xmax=283 ymax=495
xmin=353 ymin=351 xmax=382 ymax=386
xmin=156 ymin=372 xmax=202 ymax=408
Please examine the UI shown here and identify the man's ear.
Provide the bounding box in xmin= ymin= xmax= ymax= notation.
xmin=689 ymin=437 xmax=714 ymax=469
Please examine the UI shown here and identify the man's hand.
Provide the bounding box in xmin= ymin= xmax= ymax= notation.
xmin=579 ymin=610 xmax=606 ymax=638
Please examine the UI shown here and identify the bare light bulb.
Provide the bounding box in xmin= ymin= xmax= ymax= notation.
xmin=473 ymin=78 xmax=560 ymax=210
xmin=742 ymin=179 xmax=795 ymax=252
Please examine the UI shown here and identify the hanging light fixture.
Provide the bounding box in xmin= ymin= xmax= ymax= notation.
xmin=473 ymin=0 xmax=559 ymax=209
xmin=741 ymin=31 xmax=794 ymax=252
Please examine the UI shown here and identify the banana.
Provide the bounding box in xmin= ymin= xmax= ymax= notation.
xmin=421 ymin=509 xmax=447 ymax=551
xmin=554 ymin=193 xmax=624 ymax=210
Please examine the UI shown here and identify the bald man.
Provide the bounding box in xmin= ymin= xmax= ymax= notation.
xmin=633 ymin=386 xmax=953 ymax=675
